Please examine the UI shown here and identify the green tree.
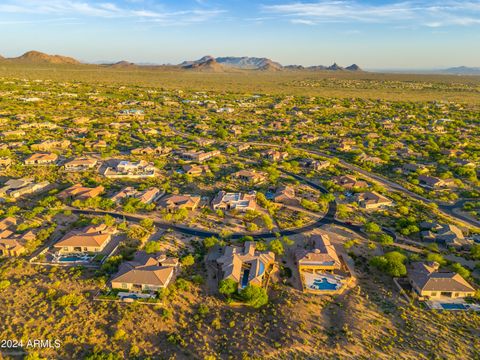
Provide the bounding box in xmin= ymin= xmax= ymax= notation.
xmin=451 ymin=263 xmax=470 ymax=280
xmin=269 ymin=239 xmax=284 ymax=256
xmin=365 ymin=222 xmax=381 ymax=233
xmin=0 ymin=280 xmax=11 ymax=291
xmin=203 ymin=236 xmax=219 ymax=249
xmin=426 ymin=252 xmax=447 ymax=266
xmin=181 ymin=254 xmax=195 ymax=267
xmin=145 ymin=241 xmax=162 ymax=254
xmin=240 ymin=285 xmax=268 ymax=308
xmin=219 ymin=278 xmax=237 ymax=297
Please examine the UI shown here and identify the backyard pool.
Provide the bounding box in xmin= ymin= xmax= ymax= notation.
xmin=440 ymin=303 xmax=468 ymax=310
xmin=310 ymin=277 xmax=340 ymax=291
xmin=241 ymin=269 xmax=250 ymax=288
xmin=56 ymin=255 xmax=92 ymax=263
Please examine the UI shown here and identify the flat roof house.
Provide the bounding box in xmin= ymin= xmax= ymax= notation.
xmin=103 ymin=160 xmax=157 ymax=179
xmin=54 ymin=224 xmax=116 ymax=254
xmin=408 ymin=262 xmax=475 ymax=299
xmin=216 ymin=242 xmax=275 ymax=289
xmin=212 ymin=191 xmax=257 ymax=212
xmin=25 ymin=153 xmax=58 ymax=165
xmin=111 ymin=251 xmax=178 ymax=292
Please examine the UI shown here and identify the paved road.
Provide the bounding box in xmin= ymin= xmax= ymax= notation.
xmin=68 ymin=169 xmax=343 ymax=240
xmin=238 ymin=140 xmax=480 ymax=229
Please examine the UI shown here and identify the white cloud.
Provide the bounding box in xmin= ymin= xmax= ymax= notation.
xmin=263 ymin=1 xmax=480 ymax=28
xmin=0 ymin=0 xmax=225 ymax=25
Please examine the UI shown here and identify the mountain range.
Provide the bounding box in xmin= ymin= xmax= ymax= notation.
xmin=3 ymin=50 xmax=479 ymax=75
xmin=439 ymin=66 xmax=480 ymax=75
xmin=0 ymin=50 xmax=362 ymax=72
xmin=179 ymin=56 xmax=360 ymax=72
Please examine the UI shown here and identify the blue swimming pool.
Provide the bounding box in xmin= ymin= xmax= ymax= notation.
xmin=258 ymin=262 xmax=265 ymax=276
xmin=440 ymin=303 xmax=468 ymax=310
xmin=312 ymin=278 xmax=339 ymax=291
xmin=241 ymin=269 xmax=250 ymax=288
xmin=58 ymin=255 xmax=91 ymax=263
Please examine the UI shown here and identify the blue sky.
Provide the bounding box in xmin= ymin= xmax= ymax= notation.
xmin=1 ymin=0 xmax=480 ymax=68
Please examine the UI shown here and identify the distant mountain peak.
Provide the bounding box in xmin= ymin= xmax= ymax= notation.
xmin=109 ymin=60 xmax=136 ymax=67
xmin=346 ymin=63 xmax=362 ymax=71
xmin=13 ymin=50 xmax=80 ymax=65
xmin=442 ymin=66 xmax=480 ymax=75
xmin=327 ymin=62 xmax=344 ymax=71
xmin=181 ymin=56 xmax=226 ymax=72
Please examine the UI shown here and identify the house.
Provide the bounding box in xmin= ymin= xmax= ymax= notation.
xmin=295 ymin=234 xmax=348 ymax=294
xmin=182 ymin=164 xmax=209 ymax=177
xmin=131 ymin=146 xmax=171 ymax=156
xmin=0 ymin=178 xmax=33 ymax=195
xmin=111 ymin=186 xmax=160 ymax=205
xmin=137 ymin=188 xmax=161 ymax=204
xmin=0 ymin=217 xmax=17 ymax=231
xmin=58 ymin=183 xmax=104 ymax=200
xmin=64 ymin=158 xmax=98 ymax=172
xmin=0 ymin=238 xmax=26 ymax=257
xmin=8 ymin=181 xmax=50 ymax=198
xmin=263 ymin=150 xmax=288 ymax=162
xmin=296 ymin=234 xmax=341 ymax=273
xmin=418 ymin=175 xmax=456 ymax=189
xmin=420 ymin=222 xmax=469 ymax=247
xmin=216 ymin=242 xmax=275 ymax=289
xmin=231 ymin=170 xmax=267 ymax=184
xmin=358 ymin=153 xmax=385 ymax=165
xmin=212 ymin=191 xmax=257 ymax=212
xmin=355 ymin=191 xmax=393 ymax=210
xmin=111 ymin=251 xmax=179 ymax=292
xmin=179 ymin=150 xmax=220 ymax=162
xmin=273 ymin=185 xmax=298 ymax=206
xmin=0 ymin=217 xmax=27 ymax=257
xmin=158 ymin=194 xmax=201 ymax=212
xmin=31 ymin=140 xmax=71 ymax=151
xmin=334 ymin=175 xmax=368 ymax=190
xmin=54 ymin=224 xmax=116 ymax=254
xmin=117 ymin=109 xmax=145 ymax=119
xmin=90 ymin=140 xmax=107 ymax=149
xmin=402 ymin=163 xmax=427 ymax=174
xmin=299 ymin=159 xmax=330 ymax=171
xmin=236 ymin=143 xmax=250 ymax=152
xmin=0 ymin=228 xmax=35 ymax=257
xmin=408 ymin=262 xmax=475 ymax=299
xmin=103 ymin=160 xmax=157 ymax=179
xmin=25 ymin=153 xmax=58 ymax=165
